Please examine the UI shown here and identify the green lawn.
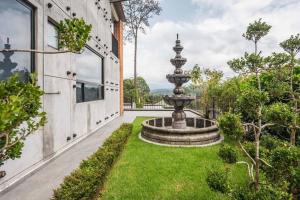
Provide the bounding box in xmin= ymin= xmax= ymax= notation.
xmin=100 ymin=117 xmax=249 ymax=200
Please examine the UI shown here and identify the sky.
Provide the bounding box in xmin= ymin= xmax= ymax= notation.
xmin=123 ymin=0 xmax=300 ymax=90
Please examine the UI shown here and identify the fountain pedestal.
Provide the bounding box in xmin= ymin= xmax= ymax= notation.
xmin=163 ymin=34 xmax=194 ymax=129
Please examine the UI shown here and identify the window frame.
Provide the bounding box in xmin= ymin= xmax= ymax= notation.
xmin=47 ymin=18 xmax=59 ymax=50
xmin=16 ymin=0 xmax=36 ymax=73
xmin=76 ymin=46 xmax=105 ymax=103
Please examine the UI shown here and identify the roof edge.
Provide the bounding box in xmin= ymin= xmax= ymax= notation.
xmin=111 ymin=1 xmax=126 ymax=22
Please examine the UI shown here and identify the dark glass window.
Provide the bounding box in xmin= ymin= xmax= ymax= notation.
xmin=0 ymin=0 xmax=34 ymax=81
xmin=76 ymin=47 xmax=104 ymax=103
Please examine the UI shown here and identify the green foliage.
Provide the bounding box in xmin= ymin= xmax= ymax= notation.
xmin=218 ymin=144 xmax=238 ymax=163
xmin=206 ymin=168 xmax=230 ymax=194
xmin=259 ymin=68 xmax=290 ymax=102
xmin=189 ymin=65 xmax=223 ymax=115
xmin=280 ymin=34 xmax=300 ymax=56
xmin=260 ymin=135 xmax=284 ymax=151
xmin=217 ymin=77 xmax=242 ymax=112
xmin=0 ymin=74 xmax=46 ymax=166
xmin=264 ymin=103 xmax=295 ymax=126
xmin=228 ymin=52 xmax=266 ymax=74
xmin=231 ymin=184 xmax=291 ymax=200
xmin=58 ymin=18 xmax=92 ymax=52
xmin=266 ymin=52 xmax=291 ymax=68
xmin=243 ymin=142 xmax=268 ymax=159
xmin=123 ymin=77 xmax=150 ymax=106
xmin=190 ymin=64 xmax=201 ymax=85
xmin=242 ymin=18 xmax=272 ymax=44
xmin=265 ymin=146 xmax=299 ymax=187
xmin=52 ymin=124 xmax=133 ymax=200
xmin=237 ymin=86 xmax=269 ymax=121
xmin=124 ymin=0 xmax=162 ymax=41
xmin=291 ymin=166 xmax=300 ymax=191
xmin=218 ymin=112 xmax=244 ymax=140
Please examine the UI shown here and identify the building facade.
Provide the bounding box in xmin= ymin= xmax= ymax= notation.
xmin=0 ymin=0 xmax=124 ymax=191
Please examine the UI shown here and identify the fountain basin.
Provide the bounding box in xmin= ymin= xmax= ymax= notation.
xmin=166 ymin=74 xmax=191 ymax=85
xmin=141 ymin=117 xmax=222 ymax=146
xmin=163 ymin=95 xmax=194 ymax=107
xmin=170 ymin=57 xmax=187 ymax=67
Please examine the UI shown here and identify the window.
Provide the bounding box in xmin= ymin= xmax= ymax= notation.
xmin=0 ymin=0 xmax=34 ymax=81
xmin=47 ymin=21 xmax=58 ymax=49
xmin=76 ymin=47 xmax=104 ymax=103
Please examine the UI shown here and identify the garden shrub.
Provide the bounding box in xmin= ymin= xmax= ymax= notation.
xmin=243 ymin=142 xmax=268 ymax=159
xmin=206 ymin=168 xmax=230 ymax=193
xmin=231 ymin=184 xmax=291 ymax=200
xmin=260 ymin=135 xmax=282 ymax=151
xmin=52 ymin=123 xmax=133 ymax=200
xmin=218 ymin=144 xmax=238 ymax=163
xmin=217 ymin=112 xmax=244 ymax=140
xmin=265 ymin=146 xmax=299 ymax=187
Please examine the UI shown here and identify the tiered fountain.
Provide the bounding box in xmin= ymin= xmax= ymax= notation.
xmin=141 ymin=35 xmax=222 ymax=146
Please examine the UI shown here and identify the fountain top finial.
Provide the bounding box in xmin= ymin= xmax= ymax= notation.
xmin=177 ymin=33 xmax=179 ymax=40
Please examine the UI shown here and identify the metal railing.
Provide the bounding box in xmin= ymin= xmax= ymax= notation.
xmin=123 ymin=96 xmax=219 ymax=119
xmin=124 ymin=101 xmax=173 ymax=110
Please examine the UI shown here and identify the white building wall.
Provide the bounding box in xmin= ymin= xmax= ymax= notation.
xmin=0 ymin=0 xmax=121 ymax=192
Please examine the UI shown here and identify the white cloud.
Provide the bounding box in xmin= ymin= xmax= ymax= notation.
xmin=123 ymin=0 xmax=300 ymax=89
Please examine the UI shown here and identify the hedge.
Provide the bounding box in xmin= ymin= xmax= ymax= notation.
xmin=52 ymin=123 xmax=133 ymax=200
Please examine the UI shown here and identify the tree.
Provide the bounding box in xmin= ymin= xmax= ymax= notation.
xmin=279 ymin=34 xmax=300 ymax=145
xmin=227 ymin=19 xmax=272 ymax=190
xmin=123 ymin=0 xmax=162 ymax=90
xmin=123 ymin=76 xmax=150 ymax=107
xmin=0 ymin=18 xmax=91 ymax=177
xmin=190 ymin=65 xmax=223 ymax=118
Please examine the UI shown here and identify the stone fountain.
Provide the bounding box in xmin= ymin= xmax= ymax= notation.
xmin=140 ymin=35 xmax=222 ymax=146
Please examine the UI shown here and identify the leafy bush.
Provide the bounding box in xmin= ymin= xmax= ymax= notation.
xmin=206 ymin=168 xmax=230 ymax=193
xmin=52 ymin=123 xmax=133 ymax=200
xmin=243 ymin=142 xmax=268 ymax=159
xmin=260 ymin=135 xmax=282 ymax=151
xmin=0 ymin=74 xmax=46 ymax=167
xmin=218 ymin=144 xmax=238 ymax=163
xmin=265 ymin=146 xmax=299 ymax=187
xmin=231 ymin=184 xmax=291 ymax=200
xmin=217 ymin=112 xmax=244 ymax=140
xmin=291 ymin=166 xmax=300 ymax=195
xmin=264 ymin=103 xmax=295 ymax=126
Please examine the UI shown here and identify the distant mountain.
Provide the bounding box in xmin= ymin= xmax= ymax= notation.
xmin=151 ymin=88 xmax=173 ymax=95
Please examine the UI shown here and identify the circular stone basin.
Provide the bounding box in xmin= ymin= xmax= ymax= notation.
xmin=141 ymin=117 xmax=222 ymax=146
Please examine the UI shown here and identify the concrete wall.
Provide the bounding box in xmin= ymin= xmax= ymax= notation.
xmin=0 ymin=0 xmax=121 ymax=191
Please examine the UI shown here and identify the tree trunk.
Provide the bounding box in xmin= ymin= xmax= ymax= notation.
xmin=133 ymin=32 xmax=138 ymax=90
xmin=254 ymin=41 xmax=261 ymax=191
xmin=290 ymin=126 xmax=296 ymax=145
xmin=290 ymin=55 xmax=296 ymax=145
xmin=255 ymin=124 xmax=260 ymax=191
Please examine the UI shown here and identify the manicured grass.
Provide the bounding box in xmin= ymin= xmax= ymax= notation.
xmin=100 ymin=117 xmax=249 ymax=200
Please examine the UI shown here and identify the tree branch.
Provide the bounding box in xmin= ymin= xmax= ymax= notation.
xmin=261 ymin=123 xmax=274 ymax=130
xmin=239 ymin=141 xmax=256 ymax=165
xmin=259 ymin=158 xmax=272 ymax=167
xmin=237 ymin=161 xmax=255 ymax=181
xmin=0 ymin=49 xmax=79 ymax=54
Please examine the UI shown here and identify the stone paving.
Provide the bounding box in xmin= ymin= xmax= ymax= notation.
xmin=0 ymin=110 xmax=198 ymax=200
